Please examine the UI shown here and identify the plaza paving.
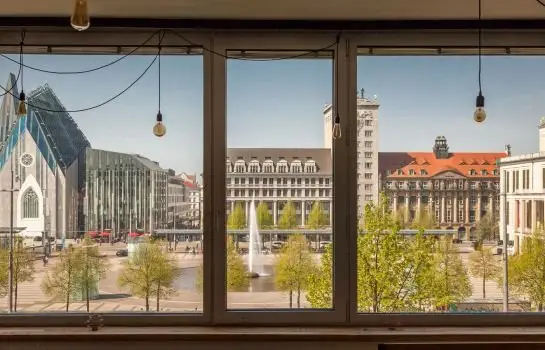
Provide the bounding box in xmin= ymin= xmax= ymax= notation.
xmin=0 ymin=243 xmax=508 ymax=313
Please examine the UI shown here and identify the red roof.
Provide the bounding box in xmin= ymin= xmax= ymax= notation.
xmin=183 ymin=180 xmax=198 ymax=189
xmin=379 ymin=152 xmax=507 ymax=179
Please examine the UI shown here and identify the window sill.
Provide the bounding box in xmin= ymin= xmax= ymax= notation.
xmin=1 ymin=326 xmax=545 ymax=343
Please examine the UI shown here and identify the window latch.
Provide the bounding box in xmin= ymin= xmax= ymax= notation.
xmin=86 ymin=313 xmax=104 ymax=331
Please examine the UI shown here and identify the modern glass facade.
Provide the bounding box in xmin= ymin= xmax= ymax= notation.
xmin=84 ymin=149 xmax=169 ymax=237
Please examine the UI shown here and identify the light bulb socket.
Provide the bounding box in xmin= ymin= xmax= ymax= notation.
xmin=334 ymin=114 xmax=340 ymax=124
xmin=19 ymin=91 xmax=25 ymax=102
xmin=476 ymin=93 xmax=485 ymax=108
xmin=156 ymin=111 xmax=163 ymax=122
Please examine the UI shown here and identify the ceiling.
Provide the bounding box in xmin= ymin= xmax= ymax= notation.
xmin=3 ymin=0 xmax=545 ymax=21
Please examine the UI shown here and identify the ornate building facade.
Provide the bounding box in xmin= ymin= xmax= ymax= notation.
xmin=379 ymin=136 xmax=507 ymax=240
xmin=226 ymin=148 xmax=332 ymax=227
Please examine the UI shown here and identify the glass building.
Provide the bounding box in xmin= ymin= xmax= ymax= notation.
xmin=84 ymin=149 xmax=169 ymax=237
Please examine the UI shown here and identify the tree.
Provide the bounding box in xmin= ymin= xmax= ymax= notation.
xmin=195 ymin=236 xmax=249 ymax=294
xmin=476 ymin=212 xmax=499 ymax=243
xmin=41 ymin=245 xmax=79 ymax=312
xmin=394 ymin=204 xmax=410 ymax=229
xmin=151 ymin=250 xmax=180 ymax=311
xmin=118 ymin=238 xmax=164 ymax=311
xmin=75 ymin=236 xmax=109 ymax=312
xmin=278 ymin=201 xmax=297 ymax=229
xmin=226 ymin=235 xmax=248 ymax=291
xmin=504 ymin=231 xmax=545 ymax=311
xmin=12 ymin=243 xmax=35 ymax=312
xmin=306 ymin=201 xmax=329 ymax=229
xmin=468 ymin=246 xmax=501 ymax=299
xmin=411 ymin=208 xmax=437 ymax=230
xmin=275 ymin=234 xmax=315 ymax=308
xmin=357 ymin=194 xmax=435 ymax=312
xmin=430 ymin=236 xmax=472 ymax=309
xmin=306 ymin=242 xmax=333 ymax=308
xmin=256 ymin=201 xmax=273 ymax=229
xmin=227 ymin=202 xmax=246 ymax=229
xmin=0 ymin=247 xmax=8 ymax=298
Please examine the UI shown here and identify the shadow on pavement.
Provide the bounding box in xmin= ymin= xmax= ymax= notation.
xmin=98 ymin=293 xmax=131 ymax=300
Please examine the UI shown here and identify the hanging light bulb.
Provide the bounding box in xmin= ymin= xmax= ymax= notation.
xmin=474 ymin=92 xmax=486 ymax=123
xmin=332 ymin=114 xmax=341 ymax=140
xmin=17 ymin=92 xmax=26 ymax=117
xmin=153 ymin=112 xmax=166 ymax=137
xmin=70 ymin=0 xmax=90 ymax=31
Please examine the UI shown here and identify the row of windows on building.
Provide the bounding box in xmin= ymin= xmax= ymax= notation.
xmin=385 ymin=180 xmax=500 ymax=190
xmin=230 ymin=188 xmax=331 ymax=198
xmin=357 ymin=140 xmax=374 ymax=149
xmin=386 ymin=169 xmax=499 ymax=176
xmin=228 ymin=177 xmax=331 ymax=186
xmin=504 ymin=169 xmax=535 ymax=192
xmin=392 ymin=195 xmax=499 ymax=207
xmin=227 ymin=159 xmax=319 ymax=174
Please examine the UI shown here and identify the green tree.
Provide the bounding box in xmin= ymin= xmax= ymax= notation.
xmin=504 ymin=231 xmax=545 ymax=311
xmin=430 ymin=236 xmax=472 ymax=309
xmin=152 ymin=250 xmax=180 ymax=311
xmin=118 ymin=238 xmax=164 ymax=311
xmin=468 ymin=246 xmax=501 ymax=299
xmin=195 ymin=236 xmax=249 ymax=294
xmin=75 ymin=236 xmax=109 ymax=312
xmin=41 ymin=245 xmax=79 ymax=312
xmin=278 ymin=201 xmax=297 ymax=229
xmin=13 ymin=243 xmax=35 ymax=312
xmin=227 ymin=203 xmax=246 ymax=229
xmin=411 ymin=208 xmax=437 ymax=230
xmin=476 ymin=212 xmax=499 ymax=244
xmin=256 ymin=201 xmax=273 ymax=229
xmin=275 ymin=234 xmax=315 ymax=308
xmin=306 ymin=242 xmax=333 ymax=308
xmin=0 ymin=247 xmax=8 ymax=298
xmin=394 ymin=204 xmax=410 ymax=229
xmin=306 ymin=201 xmax=329 ymax=229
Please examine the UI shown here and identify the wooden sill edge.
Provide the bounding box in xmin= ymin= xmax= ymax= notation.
xmin=1 ymin=327 xmax=545 ymax=342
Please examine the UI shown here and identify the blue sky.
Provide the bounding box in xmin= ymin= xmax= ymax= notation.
xmin=1 ymin=54 xmax=544 ymax=174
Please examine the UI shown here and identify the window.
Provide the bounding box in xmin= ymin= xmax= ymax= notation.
xmin=364 ymin=152 xmax=373 ymax=159
xmin=364 ymin=130 xmax=373 ymax=137
xmin=304 ymin=160 xmax=316 ymax=173
xmin=365 ymin=162 xmax=372 ymax=169
xmin=364 ymin=173 xmax=372 ymax=179
xmin=277 ymin=159 xmax=288 ymax=173
xmin=22 ymin=188 xmax=39 ymax=219
xmin=263 ymin=159 xmax=274 ymax=173
xmin=469 ymin=169 xmax=477 ymax=175
xmin=364 ymin=141 xmax=373 ymax=148
xmin=290 ymin=160 xmax=302 ymax=173
xmin=420 ymin=169 xmax=428 ymax=176
xmin=249 ymin=160 xmax=260 ymax=173
xmin=409 ymin=169 xmax=416 ymax=175
xmin=365 ymin=119 xmax=372 ymax=126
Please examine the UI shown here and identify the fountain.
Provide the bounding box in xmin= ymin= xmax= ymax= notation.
xmin=248 ymin=196 xmax=265 ymax=278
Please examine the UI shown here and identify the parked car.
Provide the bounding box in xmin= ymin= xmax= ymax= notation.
xmin=116 ymin=249 xmax=128 ymax=257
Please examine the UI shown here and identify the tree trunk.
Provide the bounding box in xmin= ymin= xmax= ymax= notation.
xmin=482 ymin=274 xmax=486 ymax=299
xmin=66 ymin=271 xmax=71 ymax=312
xmin=146 ymin=295 xmax=150 ymax=312
xmin=14 ymin=282 xmax=18 ymax=312
xmin=297 ymin=288 xmax=301 ymax=308
xmin=156 ymin=282 xmax=160 ymax=312
xmin=86 ymin=282 xmax=90 ymax=312
xmin=289 ymin=290 xmax=293 ymax=308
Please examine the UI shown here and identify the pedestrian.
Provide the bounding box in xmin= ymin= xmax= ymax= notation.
xmin=42 ymin=254 xmax=48 ymax=267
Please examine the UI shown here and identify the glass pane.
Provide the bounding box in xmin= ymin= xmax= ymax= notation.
xmin=226 ymin=55 xmax=333 ymax=309
xmin=355 ymin=55 xmax=523 ymax=313
xmin=0 ymin=52 xmax=204 ymax=313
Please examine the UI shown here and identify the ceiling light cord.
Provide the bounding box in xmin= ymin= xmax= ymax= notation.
xmin=478 ymin=0 xmax=482 ymax=94
xmin=537 ymin=0 xmax=545 ymax=7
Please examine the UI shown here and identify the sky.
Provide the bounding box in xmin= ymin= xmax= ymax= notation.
xmin=1 ymin=53 xmax=544 ymax=175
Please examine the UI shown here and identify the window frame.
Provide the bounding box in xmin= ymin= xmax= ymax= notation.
xmin=211 ymin=33 xmax=349 ymax=325
xmin=0 ymin=26 xmax=545 ymax=328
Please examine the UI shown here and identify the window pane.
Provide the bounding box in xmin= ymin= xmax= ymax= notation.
xmin=226 ymin=56 xmax=333 ymax=309
xmin=0 ymin=52 xmax=203 ymax=313
xmin=355 ymin=55 xmax=520 ymax=313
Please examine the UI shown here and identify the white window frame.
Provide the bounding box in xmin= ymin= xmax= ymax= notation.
xmin=211 ymin=33 xmax=348 ymax=325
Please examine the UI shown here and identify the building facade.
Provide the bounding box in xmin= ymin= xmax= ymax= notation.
xmin=324 ymin=89 xmax=379 ymax=216
xmin=0 ymin=74 xmax=90 ymax=242
xmin=499 ymin=118 xmax=545 ymax=253
xmin=379 ymin=136 xmax=506 ymax=240
xmin=83 ymin=149 xmax=169 ymax=236
xmin=226 ymin=148 xmax=332 ymax=227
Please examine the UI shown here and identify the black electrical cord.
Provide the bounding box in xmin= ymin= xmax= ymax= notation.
xmin=537 ymin=0 xmax=545 ymax=7
xmin=0 ymin=29 xmax=162 ymax=75
xmin=166 ymin=29 xmax=337 ymax=61
xmin=0 ymin=32 xmax=23 ymax=97
xmin=0 ymin=54 xmax=158 ymax=113
xmin=478 ymin=0 xmax=482 ymax=94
